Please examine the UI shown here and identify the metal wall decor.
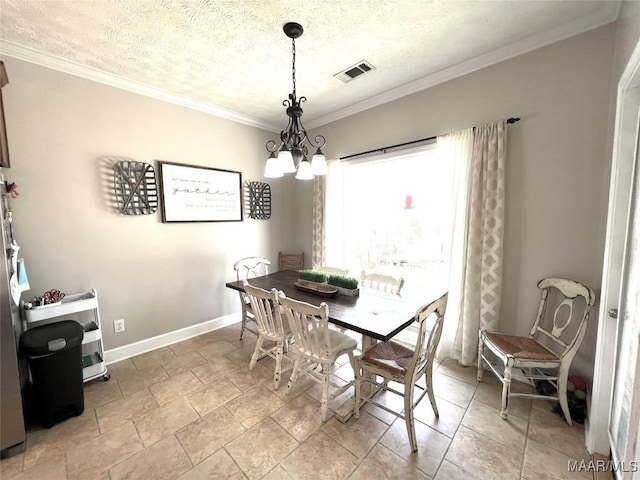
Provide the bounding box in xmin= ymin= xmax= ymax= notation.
xmin=244 ymin=181 xmax=271 ymax=220
xmin=113 ymin=161 xmax=158 ymax=215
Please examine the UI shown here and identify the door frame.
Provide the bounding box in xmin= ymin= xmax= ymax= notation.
xmin=588 ymin=40 xmax=640 ymax=454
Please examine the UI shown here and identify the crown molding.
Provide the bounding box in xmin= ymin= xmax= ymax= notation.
xmin=306 ymin=2 xmax=621 ymax=129
xmin=0 ymin=40 xmax=280 ymax=132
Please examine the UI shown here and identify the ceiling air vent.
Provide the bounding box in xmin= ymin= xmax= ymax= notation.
xmin=334 ymin=60 xmax=376 ymax=83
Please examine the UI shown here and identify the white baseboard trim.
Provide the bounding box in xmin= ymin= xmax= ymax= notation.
xmin=104 ymin=313 xmax=240 ymax=365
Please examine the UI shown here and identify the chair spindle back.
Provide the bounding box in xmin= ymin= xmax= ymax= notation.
xmin=360 ymin=272 xmax=405 ymax=295
xmin=278 ymin=294 xmax=332 ymax=362
xmin=243 ymin=281 xmax=286 ymax=338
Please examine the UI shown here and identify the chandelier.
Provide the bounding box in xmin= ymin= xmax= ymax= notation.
xmin=264 ymin=22 xmax=327 ymax=180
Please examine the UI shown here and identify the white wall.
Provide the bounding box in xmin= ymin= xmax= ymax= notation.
xmin=0 ymin=57 xmax=295 ymax=350
xmin=295 ymin=24 xmax=617 ymax=381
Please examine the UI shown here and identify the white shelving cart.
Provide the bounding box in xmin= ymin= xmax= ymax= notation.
xmin=22 ymin=289 xmax=110 ymax=382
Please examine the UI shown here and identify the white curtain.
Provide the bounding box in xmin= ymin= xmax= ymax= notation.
xmin=321 ymin=122 xmax=506 ymax=366
xmin=436 ymin=128 xmax=474 ymax=361
xmin=448 ymin=120 xmax=507 ymax=365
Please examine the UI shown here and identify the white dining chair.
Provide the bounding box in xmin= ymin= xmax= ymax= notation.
xmin=360 ymin=271 xmax=405 ymax=295
xmin=278 ymin=292 xmax=358 ymax=421
xmin=354 ymin=292 xmax=447 ymax=452
xmin=314 ymin=265 xmax=349 ymax=276
xmin=243 ymin=281 xmax=290 ymax=390
xmin=233 ymin=256 xmax=270 ymax=340
xmin=278 ymin=252 xmax=304 ymax=271
xmin=477 ymin=277 xmax=595 ymax=425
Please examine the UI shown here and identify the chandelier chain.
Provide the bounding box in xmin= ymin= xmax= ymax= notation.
xmin=291 ymin=37 xmax=296 ymax=98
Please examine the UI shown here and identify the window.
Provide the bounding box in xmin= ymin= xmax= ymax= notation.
xmin=325 ymin=143 xmax=454 ymax=300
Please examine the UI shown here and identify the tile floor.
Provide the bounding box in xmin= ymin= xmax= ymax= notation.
xmin=1 ymin=322 xmax=607 ymax=480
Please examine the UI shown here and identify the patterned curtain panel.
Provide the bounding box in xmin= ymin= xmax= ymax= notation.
xmin=311 ymin=175 xmax=326 ymax=269
xmin=452 ymin=120 xmax=507 ymax=365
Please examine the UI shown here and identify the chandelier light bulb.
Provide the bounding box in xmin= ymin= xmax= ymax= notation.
xmin=278 ymin=148 xmax=296 ymax=173
xmin=295 ymin=159 xmax=314 ymax=180
xmin=311 ymin=148 xmax=327 ymax=175
xmin=264 ymin=152 xmax=284 ymax=178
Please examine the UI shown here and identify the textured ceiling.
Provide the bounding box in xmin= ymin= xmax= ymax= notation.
xmin=0 ymin=0 xmax=620 ymax=131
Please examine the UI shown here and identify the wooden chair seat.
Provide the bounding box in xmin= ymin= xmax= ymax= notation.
xmin=322 ymin=330 xmax=358 ymax=360
xmin=361 ymin=340 xmax=414 ymax=377
xmin=482 ymin=332 xmax=558 ymax=361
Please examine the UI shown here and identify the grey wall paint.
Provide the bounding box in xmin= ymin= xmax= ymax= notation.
xmin=0 ymin=57 xmax=295 ymax=350
xmin=0 ymin=19 xmax=622 ymax=382
xmin=296 ymin=24 xmax=617 ymax=381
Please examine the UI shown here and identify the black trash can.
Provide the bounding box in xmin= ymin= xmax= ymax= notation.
xmin=21 ymin=320 xmax=84 ymax=429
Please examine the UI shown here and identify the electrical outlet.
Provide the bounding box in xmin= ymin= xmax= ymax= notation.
xmin=114 ymin=319 xmax=125 ymax=333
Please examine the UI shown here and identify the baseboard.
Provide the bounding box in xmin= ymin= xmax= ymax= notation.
xmin=104 ymin=313 xmax=240 ymax=365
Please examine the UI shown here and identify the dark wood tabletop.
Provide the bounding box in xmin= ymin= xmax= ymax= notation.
xmin=226 ymin=270 xmax=422 ymax=342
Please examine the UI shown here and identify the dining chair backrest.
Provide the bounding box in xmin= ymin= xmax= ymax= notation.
xmin=361 ymin=271 xmax=405 ymax=295
xmin=408 ymin=292 xmax=448 ymax=381
xmin=278 ymin=252 xmax=305 ymax=271
xmin=529 ymin=277 xmax=595 ymax=360
xmin=314 ymin=265 xmax=349 ymax=277
xmin=234 ymin=256 xmax=270 ymax=281
xmin=243 ymin=281 xmax=286 ymax=338
xmin=278 ymin=293 xmax=332 ymax=363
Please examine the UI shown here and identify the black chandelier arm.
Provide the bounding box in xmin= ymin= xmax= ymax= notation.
xmin=265 ymin=139 xmax=283 ymax=153
xmin=290 ymin=114 xmax=303 ymax=133
xmin=280 ymin=115 xmax=296 ymax=144
xmin=291 ymin=116 xmax=323 ymax=149
xmin=299 ymin=96 xmax=307 ymax=104
xmin=311 ymin=134 xmax=326 ymax=149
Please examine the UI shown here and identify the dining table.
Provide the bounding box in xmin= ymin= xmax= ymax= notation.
xmin=225 ymin=269 xmax=438 ymax=422
xmin=226 ymin=270 xmax=420 ymax=344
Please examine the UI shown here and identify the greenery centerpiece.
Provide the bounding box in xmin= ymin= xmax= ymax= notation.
xmin=298 ymin=270 xmax=328 ymax=284
xmin=327 ymin=274 xmax=360 ymax=297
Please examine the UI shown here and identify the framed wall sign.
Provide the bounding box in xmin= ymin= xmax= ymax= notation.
xmin=157 ymin=161 xmax=243 ymax=222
